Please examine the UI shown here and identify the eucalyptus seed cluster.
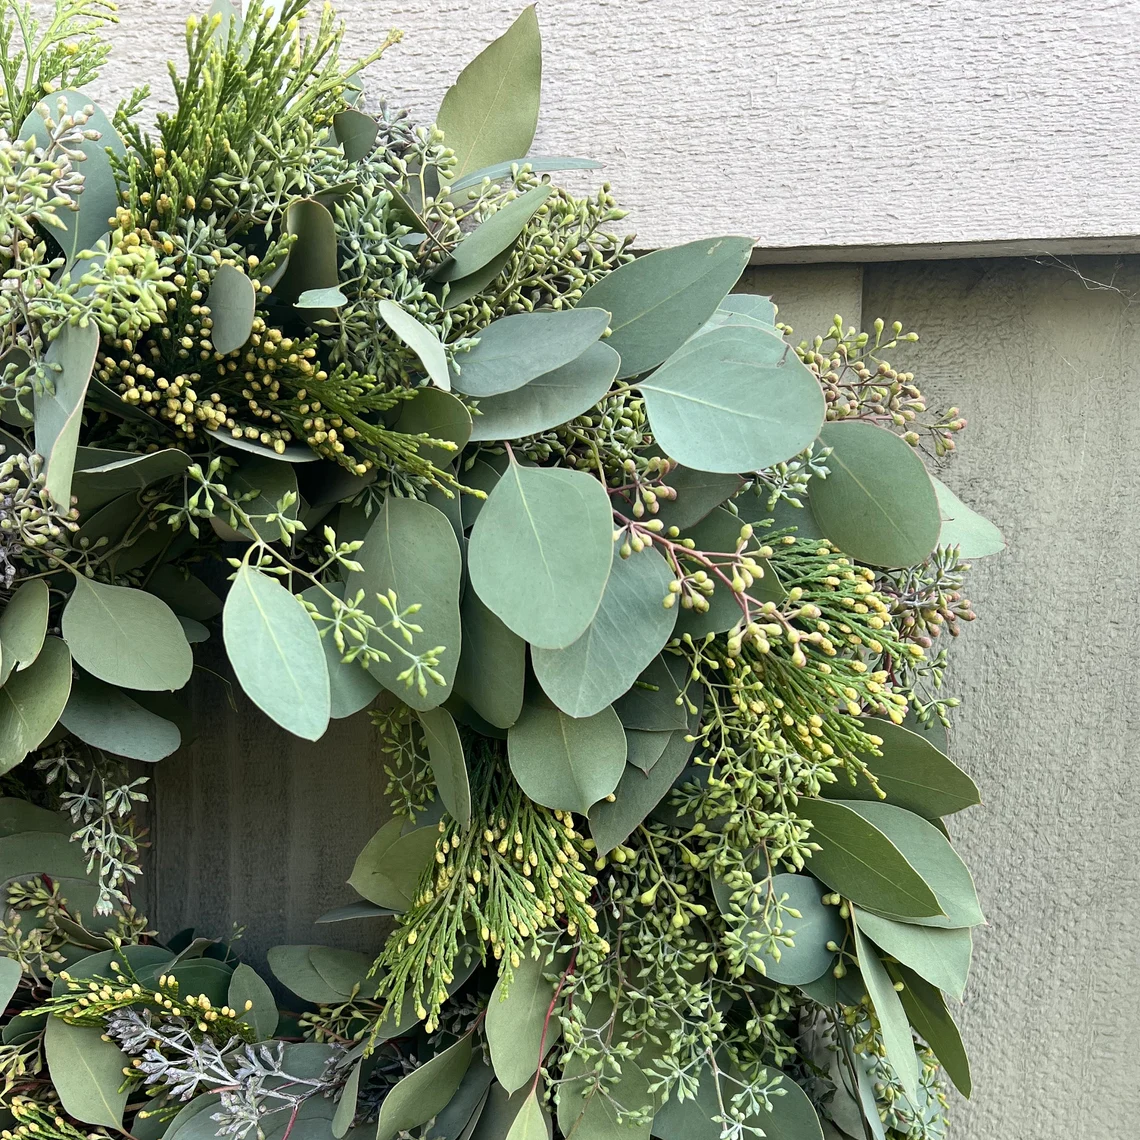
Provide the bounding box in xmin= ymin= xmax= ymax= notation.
xmin=794 ymin=316 xmax=966 ymax=457
xmin=0 ymin=449 xmax=77 ymax=585
xmin=876 ymin=545 xmax=976 ymax=649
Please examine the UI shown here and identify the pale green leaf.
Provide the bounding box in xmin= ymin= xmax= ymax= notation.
xmin=449 ymin=155 xmax=599 ymax=194
xmin=0 ymin=579 xmax=49 ymax=686
xmin=44 ymin=1017 xmax=128 ymax=1128
xmin=206 ymin=428 xmax=321 ymax=463
xmin=532 ymin=546 xmax=677 ymax=718
xmin=72 ymin=447 xmax=191 ymax=512
xmin=227 ymin=962 xmax=279 ymax=1040
xmin=468 ymin=461 xmax=613 ymax=649
xmin=34 ymin=321 xmax=99 ymax=506
xmin=486 ymin=948 xmax=562 ymax=1093
xmin=308 ymin=946 xmax=372 ymax=996
xmin=395 ymin=386 xmax=472 ymax=469
xmin=418 ymin=706 xmax=472 ymax=826
xmin=295 ymin=286 xmax=348 ymax=309
xmin=377 ymin=1035 xmax=473 ymax=1140
xmin=300 ymin=584 xmax=382 ymax=720
xmin=509 ymin=701 xmax=626 ymax=813
xmin=266 ymin=946 xmax=345 ymax=1005
xmin=853 ymin=924 xmax=920 ymax=1101
xmin=347 ymin=820 xmax=437 ymax=911
xmin=639 ymin=325 xmax=824 ymax=474
xmin=437 ymin=7 xmax=541 ymax=181
xmin=810 ymin=423 xmax=941 ymax=568
xmin=0 ymin=957 xmax=21 ymax=1013
xmin=0 ymin=637 xmax=72 ymax=774
xmin=442 ymin=247 xmax=514 ymax=310
xmin=468 ymin=342 xmax=619 ymax=442
xmin=60 ymin=671 xmax=180 ymax=761
xmin=436 ymin=185 xmax=552 ymax=282
xmin=504 ymin=1091 xmax=550 ymax=1140
xmin=378 ymin=299 xmax=451 ymax=390
xmin=222 ymin=564 xmax=330 ymax=740
xmin=207 ymin=263 xmax=256 ymax=354
xmin=854 ymin=910 xmax=972 ymax=1000
xmin=932 ymin=475 xmax=1004 ymax=558
xmin=332 ymin=1058 xmax=361 ymax=1138
xmin=578 ymin=236 xmax=754 ymax=378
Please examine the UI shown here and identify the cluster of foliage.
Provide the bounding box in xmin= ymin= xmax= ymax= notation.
xmin=0 ymin=3 xmax=1005 ymax=1140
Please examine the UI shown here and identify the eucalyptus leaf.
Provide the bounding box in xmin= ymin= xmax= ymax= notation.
xmin=376 ymin=1035 xmax=473 ymax=1140
xmin=332 ymin=1058 xmax=361 ymax=1138
xmin=449 ymin=156 xmax=599 ymax=194
xmin=0 ymin=798 xmax=70 ymax=837
xmin=60 ymin=671 xmax=180 ymax=761
xmin=437 ymin=6 xmax=541 ymax=182
xmin=612 ymin=653 xmax=690 ymax=732
xmin=853 ymin=924 xmax=920 ymax=1101
xmin=315 ymin=901 xmax=396 ymax=923
xmin=443 ymin=247 xmax=514 ymax=309
xmin=436 ymin=185 xmax=552 ymax=282
xmin=378 ymin=299 xmax=451 ymax=390
xmin=625 ymin=465 xmax=743 ymax=531
xmin=468 ymin=461 xmax=613 ymax=649
xmin=795 ymin=799 xmax=942 ymax=920
xmin=44 ymin=1017 xmax=128 ymax=1128
xmin=206 ymin=428 xmax=322 ymax=463
xmin=503 ymin=1092 xmax=550 ymax=1140
xmin=508 ymin=701 xmax=626 ymax=814
xmin=34 ymin=321 xmax=99 ymax=506
xmin=223 ymin=564 xmax=330 ymax=739
xmin=347 ymin=820 xmax=437 ymax=911
xmin=639 ymin=325 xmax=824 ymax=475
xmin=0 ymin=957 xmax=20 ymax=1013
xmin=822 ymin=720 xmax=979 ymax=818
xmin=333 ymin=107 xmax=379 ymax=162
xmin=308 ymin=946 xmax=372 ymax=997
xmin=533 ymin=547 xmax=677 ymax=718
xmin=266 ymin=946 xmax=346 ymax=1005
xmin=418 ymin=706 xmax=472 ymax=826
xmin=719 ymin=293 xmax=778 ymax=324
xmin=894 ymin=963 xmax=972 ymax=1097
xmin=395 ymin=386 xmax=472 ymax=471
xmin=300 ymin=584 xmax=382 ymax=720
xmin=207 ymin=263 xmax=257 ymax=354
xmin=624 ymin=728 xmax=672 ymax=773
xmin=72 ymin=447 xmax=191 ymax=512
xmin=273 ymin=198 xmax=339 ymax=308
xmin=454 ymin=589 xmax=525 ymax=729
xmin=809 ymin=423 xmax=941 ymax=568
xmin=424 ymin=1060 xmax=495 ymax=1140
xmin=853 ymin=909 xmax=971 ymax=1000
xmin=932 ymin=475 xmax=1004 ymax=558
xmin=579 ymin=236 xmax=754 ymax=378
xmin=451 ymin=309 xmax=610 ymax=398
xmin=346 ymin=495 xmax=462 ymax=709
xmin=468 ymin=342 xmax=620 ymax=442
xmin=228 ymin=962 xmax=279 ymax=1039
xmin=486 ymin=948 xmax=562 ymax=1093
xmin=295 ymin=286 xmax=348 ymax=309
xmin=0 ymin=579 xmax=49 ymax=686
xmin=0 ymin=637 xmax=72 ymax=773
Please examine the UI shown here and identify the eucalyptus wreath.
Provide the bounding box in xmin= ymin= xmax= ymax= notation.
xmin=0 ymin=3 xmax=1003 ymax=1140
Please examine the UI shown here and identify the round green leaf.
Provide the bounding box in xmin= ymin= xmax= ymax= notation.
xmin=437 ymin=6 xmax=541 ymax=182
xmin=60 ymin=671 xmax=180 ymax=761
xmin=579 ymin=236 xmax=754 ymax=379
xmin=712 ymin=871 xmax=843 ymax=985
xmin=639 ymin=325 xmax=825 ymax=475
xmin=468 ymin=462 xmax=614 ymax=649
xmin=0 ymin=637 xmax=72 ymax=773
xmin=333 ymin=107 xmax=379 ymax=162
xmin=810 ymin=422 xmax=941 ymax=568
xmin=222 ymin=564 xmax=330 ymax=740
xmin=395 ymin=387 xmax=473 ymax=468
xmin=532 ymin=546 xmax=677 ymax=718
xmin=44 ymin=1017 xmax=128 ymax=1128
xmin=795 ymin=799 xmax=942 ymax=920
xmin=450 ymin=309 xmax=610 ymax=398
xmin=932 ymin=475 xmax=1004 ymax=558
xmin=377 ymin=1035 xmax=474 ymax=1140
xmin=508 ymin=701 xmax=626 ymax=813
xmin=854 ymin=909 xmax=972 ymax=1000
xmin=0 ymin=579 xmax=49 ymax=686
xmin=418 ymin=706 xmax=472 ymax=826
xmin=63 ymin=577 xmax=192 ymax=692
xmin=378 ymin=300 xmax=452 ymax=391
xmin=207 ymin=263 xmax=256 ymax=355
xmin=346 ymin=496 xmax=462 ymax=709
xmin=436 ymin=185 xmax=552 ymax=282
xmin=468 ymin=341 xmax=620 ymax=442
xmin=266 ymin=946 xmax=346 ymax=1004
xmin=486 ymin=947 xmax=562 ymax=1093
xmin=308 ymin=946 xmax=372 ymax=996
xmin=227 ymin=962 xmax=279 ymax=1039
xmin=612 ymin=653 xmax=691 ymax=732
xmin=348 ymin=820 xmax=438 ymax=911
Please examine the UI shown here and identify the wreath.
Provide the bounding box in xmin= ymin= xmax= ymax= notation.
xmin=0 ymin=3 xmax=1004 ymax=1140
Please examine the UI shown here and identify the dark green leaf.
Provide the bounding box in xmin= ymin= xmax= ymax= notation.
xmin=60 ymin=671 xmax=180 ymax=761
xmin=423 ymin=1060 xmax=494 ymax=1140
xmin=468 ymin=462 xmax=613 ymax=649
xmin=712 ymin=872 xmax=844 ymax=985
xmin=72 ymin=447 xmax=191 ymax=512
xmin=454 ymin=589 xmax=525 ymax=729
xmin=486 ymin=947 xmax=561 ymax=1092
xmin=468 ymin=342 xmax=619 ymax=442
xmin=266 ymin=946 xmax=347 ymax=1004
xmin=347 ymin=496 xmax=462 ymax=709
xmin=449 ymin=156 xmax=599 ymax=194
xmin=437 ymin=7 xmax=541 ymax=182
xmin=300 ymin=584 xmax=382 ymax=720
xmin=451 ymin=309 xmax=610 ymax=398
xmin=316 ymin=901 xmax=396 ymax=923
xmin=639 ymin=325 xmax=824 ymax=474
xmin=0 ymin=829 xmax=89 ymax=888
xmin=333 ymin=108 xmax=379 ymax=162
xmin=837 ymin=801 xmax=983 ymax=928
xmin=394 ymin=386 xmax=472 ymax=468
xmin=508 ymin=701 xmax=626 ymax=813
xmin=854 ymin=910 xmax=971 ymax=1000
xmin=822 ymin=719 xmax=979 ymax=818
xmin=418 ymin=706 xmax=471 ymax=826
xmin=377 ymin=1035 xmax=473 ymax=1140
xmin=852 ymin=923 xmax=919 ymax=1101
xmin=347 ymin=821 xmax=437 ymax=911
xmin=796 ymin=799 xmax=942 ymax=920
xmin=34 ymin=321 xmax=99 ymax=506
xmin=146 ymin=566 xmax=223 ymax=622
xmin=0 ymin=797 xmax=70 ymax=837
xmin=503 ymin=1091 xmax=549 ymax=1140
xmin=332 ymin=1058 xmax=361 ymax=1138
xmin=532 ymin=547 xmax=677 ymax=718
xmin=0 ymin=637 xmax=72 ymax=773
xmin=442 ymin=247 xmax=514 ymax=309
xmin=628 ymin=466 xmax=743 ymax=531
xmin=378 ymin=300 xmax=451 ymax=390
xmin=894 ymin=963 xmax=972 ymax=1097
xmin=223 ymin=564 xmax=330 ymax=740
xmin=624 ymin=728 xmax=672 ymax=773
xmin=612 ymin=654 xmax=690 ymax=732
xmin=228 ymin=962 xmax=279 ymax=1039
xmin=579 ymin=236 xmax=754 ymax=379
xmin=810 ymin=423 xmax=941 ymax=568
xmin=0 ymin=579 xmax=49 ymax=686
xmin=44 ymin=1017 xmax=128 ymax=1127
xmin=436 ymin=186 xmax=552 ymax=282
xmin=932 ymin=476 xmax=1004 ymax=558
xmin=272 ymin=198 xmax=339 ymax=308
xmin=207 ymin=264 xmax=257 ymax=354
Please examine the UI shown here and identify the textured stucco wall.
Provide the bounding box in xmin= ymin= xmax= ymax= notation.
xmin=70 ymin=0 xmax=1140 ymax=256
